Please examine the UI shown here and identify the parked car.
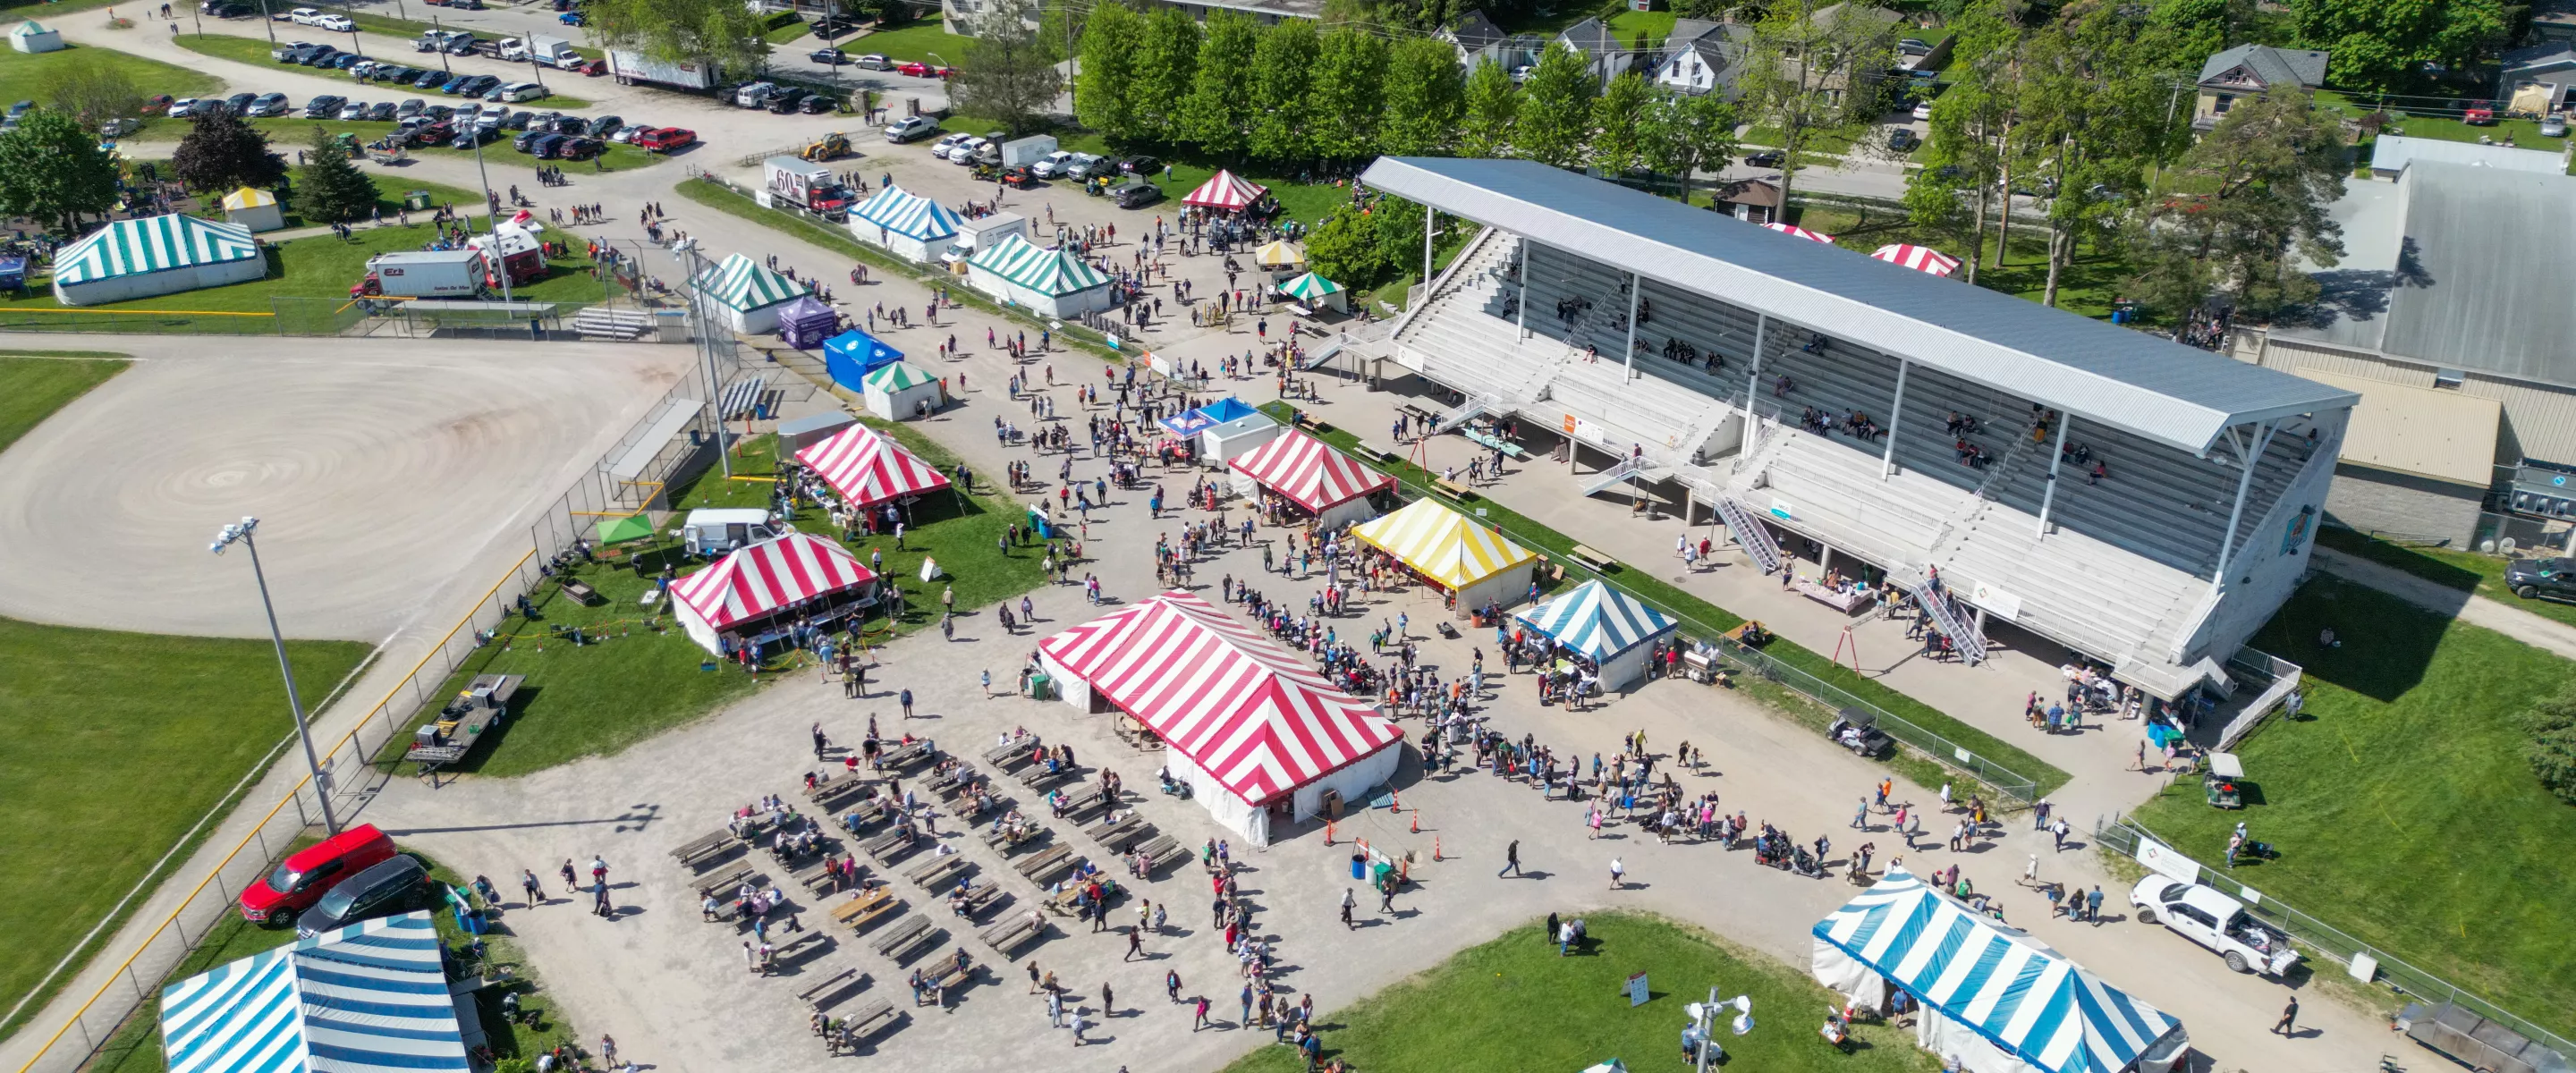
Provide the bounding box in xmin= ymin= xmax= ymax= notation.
xmin=1112 ymin=180 xmax=1164 ymax=208
xmin=2504 ymin=556 xmax=2576 ymax=602
xmin=2545 ymin=114 xmax=2569 ymax=138
xmin=928 ymin=131 xmax=969 ymax=158
xmin=205 ymin=2 xmax=254 ymax=16
xmin=1912 ymin=100 xmax=1933 ymax=121
xmin=852 ymin=53 xmax=893 ymax=71
xmin=1745 ymin=149 xmax=1784 ymax=168
xmin=513 ymin=129 xmax=547 ymax=152
xmin=167 ymin=97 xmax=203 ymax=118
xmin=395 ymin=97 xmax=425 ymax=118
xmin=766 ymin=89 xmax=809 ymax=114
xmin=1065 ymin=152 xmax=1114 ymax=180
xmin=337 ymin=99 xmax=370 ymax=120
xmin=422 ymin=104 xmax=455 ymax=122
xmin=732 ymin=80 xmax=777 ymax=108
xmin=894 ymin=60 xmax=932 ymax=77
xmin=809 ymin=46 xmax=848 ymax=64
xmin=286 ymin=6 xmax=322 ymax=23
xmin=947 ymin=136 xmax=988 ymax=164
xmin=631 ymin=125 xmax=693 ymax=150
xmin=586 ymin=114 xmax=623 ymax=138
xmin=313 ymin=13 xmax=352 ymax=31
xmin=498 ymin=81 xmax=550 ymax=103
xmin=412 ymin=69 xmax=451 ymax=89
xmin=1117 ymin=154 xmax=1162 ymax=176
xmin=294 ymin=855 xmax=431 ymax=939
xmin=502 ymin=110 xmax=532 ymax=131
xmin=528 ymin=131 xmax=567 ymax=156
xmin=238 ymin=824 xmax=398 ymax=925
xmin=556 ymin=136 xmax=602 ymax=159
xmin=444 ymin=32 xmax=479 ymax=55
xmin=332 ymin=53 xmax=366 ymax=70
xmin=2129 ymin=877 xmax=2300 ymax=976
xmin=998 ymin=165 xmax=1038 ymax=189
xmin=884 ymin=114 xmax=938 ymax=143
xmin=367 ymin=101 xmax=397 ymax=121
xmin=799 ymin=92 xmax=834 ymax=114
xmin=223 ymin=92 xmax=257 ymax=115
xmin=142 ymin=94 xmax=175 ymax=114
xmin=454 ymin=74 xmax=501 ymax=97
xmin=303 ymin=94 xmax=343 ymax=117
xmin=1030 ymin=150 xmax=1078 ymax=178
xmin=1886 ymin=128 xmax=1917 ymax=151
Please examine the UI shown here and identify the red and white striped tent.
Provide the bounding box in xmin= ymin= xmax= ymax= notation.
xmin=1181 ymin=169 xmax=1269 ymax=212
xmin=1762 ymin=222 xmax=1836 ymax=244
xmin=1871 ymin=243 xmax=1962 ymax=277
xmin=1225 ymin=430 xmax=1395 ymax=528
xmin=795 ymin=423 xmax=953 ymax=509
xmin=669 ymin=531 xmax=878 ymax=654
xmin=1038 ymin=590 xmax=1402 ymax=845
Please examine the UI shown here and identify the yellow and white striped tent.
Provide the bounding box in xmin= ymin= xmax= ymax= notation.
xmin=1252 ymin=240 xmax=1305 ymax=270
xmin=1352 ymin=498 xmax=1537 ymax=592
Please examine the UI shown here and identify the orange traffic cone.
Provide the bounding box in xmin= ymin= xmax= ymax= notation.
xmin=1326 ymin=819 xmax=1336 ymax=846
xmin=1410 ymin=813 xmax=1420 ymax=834
xmin=1433 ymin=835 xmax=1443 ymax=861
xmin=1391 ymin=789 xmax=1402 ymax=813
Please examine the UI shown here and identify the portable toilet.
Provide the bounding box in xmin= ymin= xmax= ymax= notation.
xmin=10 ymin=21 xmax=64 ymax=53
xmin=219 ymin=187 xmax=285 ymax=232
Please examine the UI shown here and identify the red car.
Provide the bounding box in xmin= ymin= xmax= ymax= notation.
xmin=238 ymin=824 xmax=397 ymax=925
xmin=895 ymin=60 xmax=931 ymax=77
xmin=930 ymin=65 xmax=956 ymax=79
xmin=631 ymin=126 xmax=695 ymax=151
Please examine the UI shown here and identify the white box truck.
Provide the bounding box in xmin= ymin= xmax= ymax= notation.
xmin=998 ymin=134 xmax=1057 ymax=170
xmin=763 ymin=156 xmax=856 ymax=216
xmin=608 ymin=48 xmax=716 ymax=89
xmin=355 ymin=249 xmax=487 ymax=298
xmin=679 ymin=509 xmax=782 ymax=556
xmin=940 ymin=211 xmax=1030 ymax=265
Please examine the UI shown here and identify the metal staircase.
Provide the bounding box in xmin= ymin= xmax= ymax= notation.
xmin=1715 ymin=495 xmax=1784 ymax=575
xmin=1916 ymin=581 xmax=1989 ymax=665
xmin=1578 ymin=455 xmax=1656 ymax=498
xmin=1436 ymin=391 xmax=1504 ymax=434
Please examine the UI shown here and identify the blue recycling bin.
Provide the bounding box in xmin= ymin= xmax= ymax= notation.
xmin=1350 ymin=854 xmax=1366 ymax=881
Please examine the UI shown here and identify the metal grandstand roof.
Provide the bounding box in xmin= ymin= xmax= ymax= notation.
xmin=1362 ymin=156 xmax=2359 ymax=453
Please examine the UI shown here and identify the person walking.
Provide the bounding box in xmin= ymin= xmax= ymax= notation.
xmin=559 ymin=858 xmax=578 ymax=894
xmin=1167 ymin=969 xmax=1182 ymax=1003
xmin=2084 ymin=885 xmax=2104 ymax=925
xmin=1028 ymin=959 xmax=1042 ymax=994
xmin=1068 ymin=1010 xmax=1088 ymax=1046
xmin=1340 ymin=888 xmax=1356 ymax=930
xmin=1852 ymin=798 xmax=1870 ymax=829
xmin=1240 ymin=982 xmax=1254 ymax=1027
xmin=1101 ymin=982 xmax=1115 ymax=1018
xmin=2273 ymin=997 xmax=2298 ymax=1035
xmin=1499 ymin=839 xmax=1521 ymax=878
xmin=521 ymin=868 xmax=545 ymax=907
xmin=1126 ymin=926 xmax=1145 ymax=960
xmin=1608 ymin=857 xmax=1625 ymax=890
xmin=1193 ymin=995 xmax=1212 ymax=1031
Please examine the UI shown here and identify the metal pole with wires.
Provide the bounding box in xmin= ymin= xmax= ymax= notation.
xmin=210 ymin=518 xmax=340 ymax=836
xmin=676 ymin=238 xmax=733 ymax=478
xmin=470 ymin=130 xmax=513 ymax=302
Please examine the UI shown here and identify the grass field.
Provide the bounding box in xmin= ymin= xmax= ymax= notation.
xmin=846 ymin=19 xmax=970 ymax=65
xmin=173 ymin=35 xmax=595 ymax=109
xmin=2131 ymin=577 xmax=2576 ymax=1035
xmin=1223 ymin=912 xmax=1936 ymax=1072
xmin=0 ymin=355 xmax=125 ymax=453
xmin=1265 ymin=401 xmax=2070 ymax=799
xmin=1777 ymin=200 xmax=2131 ymax=322
xmin=0 ymin=41 xmax=221 ymax=136
xmin=2314 ymin=525 xmax=2576 ymax=630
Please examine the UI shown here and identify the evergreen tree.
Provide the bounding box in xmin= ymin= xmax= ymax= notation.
xmin=1460 ymin=59 xmax=1520 ymax=158
xmin=296 ymin=125 xmax=379 ymax=224
xmin=1074 ymin=2 xmax=1147 ymax=144
xmin=173 ymin=110 xmax=286 ymax=194
xmin=1307 ymin=27 xmax=1387 ymax=162
xmin=1513 ymin=41 xmax=1597 ymax=168
xmin=1248 ymin=19 xmax=1320 ymax=164
xmin=1133 ymin=6 xmax=1201 ymax=138
xmin=1180 ymin=11 xmax=1261 ymax=158
xmin=0 ymin=110 xmax=120 ymax=235
xmin=2128 ymin=87 xmax=2344 ymax=319
xmin=1379 ymin=36 xmax=1467 ymax=156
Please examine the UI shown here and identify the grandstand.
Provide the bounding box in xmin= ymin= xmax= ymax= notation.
xmin=1360 ymin=157 xmax=2359 ymax=698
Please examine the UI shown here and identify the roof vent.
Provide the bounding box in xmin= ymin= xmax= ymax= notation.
xmin=2434 ymin=368 xmax=2466 ymax=389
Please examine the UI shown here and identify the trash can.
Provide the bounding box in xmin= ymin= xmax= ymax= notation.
xmin=403 ymin=189 xmax=434 ymax=211
xmin=1030 ymin=672 xmax=1052 ymax=701
xmin=1350 ymin=853 xmax=1366 ymax=881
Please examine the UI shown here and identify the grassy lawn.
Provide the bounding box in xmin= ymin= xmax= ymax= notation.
xmin=1223 ymin=911 xmax=1936 ymax=1073
xmin=2131 ymin=577 xmax=2576 ymax=1035
xmin=848 ymin=19 xmax=970 ymax=65
xmin=1782 ymin=200 xmax=2131 ymax=321
xmin=0 ymin=353 xmax=124 ymax=452
xmin=1265 ymin=401 xmax=2071 ymax=799
xmin=379 ymin=426 xmax=1044 ymax=779
xmin=2314 ymin=525 xmax=2576 ymax=630
xmin=2317 ymin=90 xmax=2555 ymax=152
xmin=82 ymin=847 xmax=580 ymax=1073
xmin=0 ymin=41 xmax=221 ymax=136
xmin=960 ymin=117 xmax=1351 ymax=226
xmin=174 ymin=35 xmax=593 ymax=108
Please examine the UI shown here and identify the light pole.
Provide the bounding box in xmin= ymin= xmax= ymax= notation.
xmin=209 ymin=517 xmax=340 ymax=836
xmin=468 ymin=129 xmax=513 ymax=301
xmin=674 ymin=238 xmax=733 ymax=478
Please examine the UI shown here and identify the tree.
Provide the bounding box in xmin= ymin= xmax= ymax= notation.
xmin=1380 ymin=36 xmax=1468 ymax=156
xmin=1074 ymin=2 xmax=1147 ymax=144
xmin=1180 ymin=11 xmax=1260 ymax=158
xmin=1513 ymin=41 xmax=1597 ymax=168
xmin=38 ymin=54 xmax=141 ymax=131
xmin=1922 ymin=0 xmax=2021 ymax=280
xmin=1306 ymin=197 xmax=1426 ymax=290
xmin=1133 ymin=6 xmax=1200 ymax=137
xmin=2526 ymin=681 xmax=2576 ymax=807
xmin=173 ymin=110 xmax=286 ymax=194
xmin=2013 ymin=0 xmax=2183 ymax=307
xmin=2291 ymin=0 xmax=2505 ymax=97
xmin=951 ymin=0 xmax=1060 ymax=134
xmin=295 ymin=126 xmax=378 ymax=224
xmin=1733 ymin=0 xmax=1898 ymax=209
xmin=585 ymin=0 xmax=769 ymax=83
xmin=2128 ymin=87 xmax=2343 ymax=319
xmin=1641 ymin=89 xmax=1737 ymax=203
xmin=1307 ymin=27 xmax=1387 ymax=162
xmin=2149 ymin=0 xmax=2256 ymax=76
xmin=1586 ymin=72 xmax=1655 ymax=176
xmin=1248 ymin=19 xmax=1320 ymax=164
xmin=0 ymin=111 xmax=119 ymax=235
xmin=1461 ymin=59 xmax=1520 ymax=158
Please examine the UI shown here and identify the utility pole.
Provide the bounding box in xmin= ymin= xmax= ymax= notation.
xmin=209 ymin=518 xmax=339 ymax=836
xmin=676 ymin=239 xmax=734 ymax=478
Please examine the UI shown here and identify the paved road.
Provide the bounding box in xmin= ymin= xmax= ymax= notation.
xmin=2311 ymin=546 xmax=2576 ymax=660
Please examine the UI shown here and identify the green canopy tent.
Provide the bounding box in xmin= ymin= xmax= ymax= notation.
xmin=595 ymin=514 xmax=655 ymax=544
xmin=1277 ymin=270 xmax=1348 ymax=313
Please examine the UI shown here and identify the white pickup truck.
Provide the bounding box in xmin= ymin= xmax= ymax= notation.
xmin=2128 ymin=877 xmax=2300 ymax=976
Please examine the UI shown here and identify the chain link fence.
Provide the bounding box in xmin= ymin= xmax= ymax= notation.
xmin=11 ymin=342 xmax=750 ymax=1073
xmin=2093 ymin=818 xmax=2574 ymax=1062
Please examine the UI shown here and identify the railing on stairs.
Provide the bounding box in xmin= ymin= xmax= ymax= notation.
xmin=1578 ymin=455 xmax=1655 ymax=498
xmin=1917 ymin=579 xmax=1990 ymax=666
xmin=1436 ymin=391 xmax=1504 ymax=435
xmin=1716 ymin=496 xmax=1784 ymax=575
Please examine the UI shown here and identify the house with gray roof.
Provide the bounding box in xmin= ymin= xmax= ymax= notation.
xmin=1650 ymin=18 xmax=1753 ymax=97
xmin=2498 ymin=41 xmax=2576 ymax=114
xmin=1555 ymin=16 xmax=1647 ymax=81
xmin=2192 ymin=44 xmax=2330 ymax=130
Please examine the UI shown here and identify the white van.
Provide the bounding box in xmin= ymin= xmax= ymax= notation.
xmin=679 ymin=509 xmax=782 ymax=557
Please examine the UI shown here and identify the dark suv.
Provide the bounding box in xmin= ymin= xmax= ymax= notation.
xmin=295 ymin=855 xmax=431 ymax=938
xmin=2505 ymin=556 xmax=2576 ymax=603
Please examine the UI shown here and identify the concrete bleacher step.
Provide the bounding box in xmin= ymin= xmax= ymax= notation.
xmin=572 ymin=308 xmax=655 ymax=340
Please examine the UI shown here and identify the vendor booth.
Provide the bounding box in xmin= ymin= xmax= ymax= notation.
xmin=219 ymin=187 xmax=284 ymax=232
xmin=1276 ymin=271 xmax=1348 ymax=313
xmin=795 ymin=422 xmax=953 ymax=509
xmin=1870 ymin=244 xmax=1963 ymax=277
xmin=10 ymin=20 xmax=63 ymax=52
xmin=1252 ymin=240 xmax=1305 ymax=275
xmin=1182 ymin=397 xmax=1282 ymax=462
xmin=775 ymin=294 xmax=840 ymax=348
xmin=847 ymin=183 xmax=963 ymax=264
xmin=1812 ymin=867 xmax=2190 ymax=1073
xmin=691 ymin=252 xmax=804 ymax=334
xmin=158 ymin=912 xmax=471 ymax=1073
xmin=1513 ymin=579 xmax=1679 ymax=693
xmin=822 ymin=326 xmax=903 ymax=392
xmin=668 ymin=531 xmax=880 ymax=655
xmin=1352 ymin=498 xmax=1539 ymax=613
xmin=50 ymin=214 xmax=263 ymax=306
xmin=861 ymin=361 xmax=945 ymax=421
xmin=1182 ymin=169 xmax=1268 ymax=212
xmin=1038 ymin=590 xmax=1402 ymax=846
xmin=1227 ymin=429 xmax=1394 ymax=529
xmin=964 ymin=234 xmax=1114 ymax=318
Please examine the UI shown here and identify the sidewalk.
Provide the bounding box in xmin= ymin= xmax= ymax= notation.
xmin=2311 ymin=547 xmax=2576 ymax=660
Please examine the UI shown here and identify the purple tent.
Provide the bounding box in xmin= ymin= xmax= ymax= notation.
xmin=776 ymin=295 xmax=840 ymax=349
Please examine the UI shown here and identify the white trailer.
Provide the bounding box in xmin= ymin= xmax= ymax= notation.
xmin=998 ymin=134 xmax=1057 ymax=169
xmin=607 ymin=48 xmax=716 ymax=89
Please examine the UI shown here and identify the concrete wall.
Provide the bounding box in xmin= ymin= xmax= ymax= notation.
xmin=2173 ymin=407 xmax=2350 ymax=669
xmin=2321 ymin=463 xmax=2486 ymax=545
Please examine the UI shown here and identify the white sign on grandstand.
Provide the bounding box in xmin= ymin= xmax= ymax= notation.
xmin=1969 ymin=581 xmax=2024 ymax=622
xmin=1770 ymin=500 xmax=1795 ymax=521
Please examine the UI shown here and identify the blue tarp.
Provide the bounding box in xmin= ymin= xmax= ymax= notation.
xmin=822 ymin=328 xmax=904 ymax=392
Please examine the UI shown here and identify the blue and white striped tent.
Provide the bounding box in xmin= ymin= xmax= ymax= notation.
xmin=1513 ymin=579 xmax=1676 ymax=662
xmin=846 ymin=184 xmax=962 ymax=262
xmin=160 ymin=911 xmax=468 ymax=1073
xmin=1811 ymin=868 xmax=2187 ymax=1073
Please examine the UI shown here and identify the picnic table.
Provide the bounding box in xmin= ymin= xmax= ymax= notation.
xmin=816 ymin=780 xmax=874 ymax=812
xmin=1793 ymin=579 xmax=1874 ymax=614
xmin=1434 ymin=477 xmax=1471 ymax=499
xmin=807 ymin=769 xmax=867 ymax=802
xmin=839 ymin=997 xmax=897 ymax=1042
xmin=1055 ymin=785 xmax=1107 ymax=820
xmin=693 ymin=863 xmax=758 ymax=900
xmin=799 ymin=967 xmax=863 ymax=1010
xmin=861 ymin=827 xmax=922 ymax=863
xmin=1019 ymin=764 xmax=1073 ymax=790
xmin=905 ymin=852 xmax=970 ymax=891
xmin=792 ymin=858 xmax=842 ymax=895
xmin=1083 ymin=814 xmax=1146 ymax=853
xmin=1046 ymin=878 xmax=1124 ymax=917
xmin=772 ymin=931 xmax=826 ymax=963
xmin=1570 ymin=544 xmax=1616 ymax=572
xmin=979 ymin=914 xmax=1046 ymax=955
xmin=984 ymin=824 xmax=1046 ymax=852
xmin=672 ymin=830 xmax=743 ymax=871
xmin=834 ymin=888 xmax=901 ymax=932
xmin=1357 ymin=438 xmax=1400 ymax=463
xmin=984 ymin=739 xmax=1038 ymax=769
xmin=1460 ymin=428 xmax=1526 ymax=458
xmin=923 ymin=769 xmax=969 ymax=798
xmin=838 ymin=797 xmax=890 ymax=832
xmin=1133 ymin=835 xmax=1182 ymax=873
xmin=1013 ymin=843 xmax=1074 ymax=883
xmin=926 ymin=954 xmax=976 ymax=996
xmin=954 ymin=878 xmax=1005 ymax=917
xmin=878 ymin=739 xmax=936 ymax=771
xmin=871 ymin=915 xmax=941 ymax=962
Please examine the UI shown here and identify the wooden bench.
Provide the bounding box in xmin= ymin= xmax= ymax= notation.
xmin=871 ymin=915 xmax=941 ymax=962
xmin=1357 ymin=438 xmax=1400 ymax=463
xmin=955 ymin=877 xmax=1005 ymax=918
xmin=806 ymin=770 xmax=866 ymax=802
xmin=1019 ymin=765 xmax=1072 ymax=790
xmin=923 ymin=770 xmax=967 ymax=798
xmin=772 ymin=930 xmax=826 ymax=963
xmin=1013 ymin=843 xmax=1073 ymax=883
xmin=842 ymin=891 xmax=903 ymax=933
xmin=983 ymin=824 xmax=1045 ymax=852
xmin=799 ymin=967 xmax=862 ymax=1010
xmin=926 ymin=955 xmax=975 ymax=996
xmin=985 ymin=739 xmax=1038 ymax=770
xmin=905 ymin=852 xmax=970 ymax=891
xmin=1083 ymin=813 xmax=1143 ymax=851
xmin=1133 ymin=835 xmax=1181 ymax=873
xmin=670 ymin=828 xmax=738 ymax=862
xmin=840 ymin=997 xmax=897 ymax=1042
xmin=792 ymin=858 xmax=843 ymax=894
xmin=979 ymin=914 xmax=1046 ymax=954
xmin=829 ymin=887 xmax=892 ymax=927
xmin=815 ymin=780 xmax=874 ymax=812
xmin=1055 ymin=785 xmax=1107 ymax=820
xmin=837 ymin=797 xmax=890 ymax=832
xmin=1570 ymin=544 xmax=1615 ymax=572
xmin=1434 ymin=477 xmax=1473 ymax=499
xmin=878 ymin=741 xmax=936 ymax=771
xmin=860 ymin=827 xmax=922 ymax=862
xmin=693 ymin=863 xmax=757 ymax=900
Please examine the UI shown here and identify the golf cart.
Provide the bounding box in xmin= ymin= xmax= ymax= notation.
xmin=1826 ymin=708 xmax=1893 ymax=759
xmin=2203 ymin=751 xmax=2245 ymax=809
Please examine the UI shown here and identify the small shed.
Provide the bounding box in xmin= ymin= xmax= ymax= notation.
xmin=1713 ymin=178 xmax=1782 ymax=224
xmin=10 ymin=20 xmax=64 ymax=53
xmin=861 ymin=361 xmax=945 ymax=421
xmin=218 ymin=187 xmax=285 ymax=232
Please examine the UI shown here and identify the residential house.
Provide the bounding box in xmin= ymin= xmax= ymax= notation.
xmin=1555 ymin=16 xmax=1648 ymax=82
xmin=1442 ymin=9 xmax=1509 ymax=67
xmin=2499 ymin=41 xmax=2576 ymax=114
xmin=1772 ymin=2 xmax=1905 ymax=112
xmin=2191 ymin=44 xmax=2329 ymax=131
xmin=1650 ymin=18 xmax=1753 ymax=97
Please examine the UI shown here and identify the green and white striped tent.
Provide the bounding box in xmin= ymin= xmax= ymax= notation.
xmin=691 ymin=252 xmax=806 ymax=333
xmin=1277 ymin=271 xmax=1347 ymax=311
xmin=860 ymin=361 xmax=944 ymax=421
xmin=964 ymin=234 xmax=1114 ymax=318
xmin=51 ymin=215 xmax=264 ymax=306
